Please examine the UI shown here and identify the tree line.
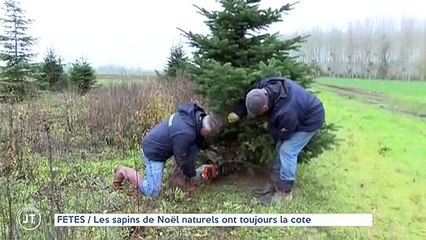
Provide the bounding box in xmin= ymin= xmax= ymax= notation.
xmin=285 ymin=16 xmax=426 ymax=81
xmin=0 ymin=0 xmax=97 ymax=103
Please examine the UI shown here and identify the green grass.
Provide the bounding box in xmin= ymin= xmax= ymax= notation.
xmin=315 ymin=77 xmax=426 ymax=114
xmin=312 ymin=90 xmax=425 ymax=239
xmin=4 ymin=87 xmax=425 ymax=239
xmin=96 ymin=74 xmax=151 ymax=87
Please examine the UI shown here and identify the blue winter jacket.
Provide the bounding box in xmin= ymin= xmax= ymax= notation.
xmin=141 ymin=102 xmax=208 ymax=170
xmin=234 ymin=77 xmax=325 ymax=141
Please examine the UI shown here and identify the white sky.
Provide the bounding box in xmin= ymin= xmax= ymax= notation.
xmin=1 ymin=0 xmax=424 ymax=70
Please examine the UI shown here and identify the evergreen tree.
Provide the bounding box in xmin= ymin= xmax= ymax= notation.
xmin=0 ymin=0 xmax=38 ymax=102
xmin=181 ymin=0 xmax=338 ymax=165
xmin=68 ymin=57 xmax=96 ymax=95
xmin=37 ymin=48 xmax=68 ymax=91
xmin=164 ymin=42 xmax=190 ymax=78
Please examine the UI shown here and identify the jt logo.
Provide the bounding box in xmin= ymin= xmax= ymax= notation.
xmin=23 ymin=213 xmax=37 ymax=224
xmin=16 ymin=206 xmax=42 ymax=231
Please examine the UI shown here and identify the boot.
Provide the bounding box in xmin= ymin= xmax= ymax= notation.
xmin=252 ymin=171 xmax=280 ymax=197
xmin=252 ymin=179 xmax=274 ymax=196
xmin=113 ymin=166 xmax=143 ymax=191
xmin=274 ymin=179 xmax=293 ymax=195
xmin=270 ymin=179 xmax=293 ymax=205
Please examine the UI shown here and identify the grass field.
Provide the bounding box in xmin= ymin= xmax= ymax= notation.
xmin=1 ymin=77 xmax=425 ymax=239
xmin=315 ymin=77 xmax=426 ymax=116
xmin=96 ymin=74 xmax=152 ymax=86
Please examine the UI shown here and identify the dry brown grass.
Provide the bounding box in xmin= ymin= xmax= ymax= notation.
xmin=0 ymin=77 xmax=207 ymax=239
xmin=0 ymin=77 xmax=204 ymax=161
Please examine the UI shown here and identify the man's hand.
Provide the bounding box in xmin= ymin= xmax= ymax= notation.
xmin=181 ymin=163 xmax=196 ymax=179
xmin=168 ymin=164 xmax=196 ymax=194
xmin=254 ymin=121 xmax=268 ymax=130
xmin=227 ymin=112 xmax=240 ymax=123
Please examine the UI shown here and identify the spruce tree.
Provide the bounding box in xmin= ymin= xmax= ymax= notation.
xmin=164 ymin=42 xmax=190 ymax=78
xmin=181 ymin=0 xmax=338 ymax=165
xmin=37 ymin=48 xmax=68 ymax=91
xmin=68 ymin=57 xmax=96 ymax=95
xmin=0 ymin=0 xmax=37 ymax=102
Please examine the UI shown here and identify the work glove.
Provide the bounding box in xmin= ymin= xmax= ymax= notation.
xmin=227 ymin=112 xmax=240 ymax=123
xmin=257 ymin=121 xmax=268 ymax=129
xmin=181 ymin=163 xmax=196 ymax=179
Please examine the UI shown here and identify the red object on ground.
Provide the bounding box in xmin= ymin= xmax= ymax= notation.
xmin=201 ymin=164 xmax=218 ymax=180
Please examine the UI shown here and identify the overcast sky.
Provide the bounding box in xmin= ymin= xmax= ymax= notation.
xmin=1 ymin=0 xmax=424 ymax=70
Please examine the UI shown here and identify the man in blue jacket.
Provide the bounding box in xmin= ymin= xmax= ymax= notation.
xmin=113 ymin=102 xmax=221 ymax=197
xmin=227 ymin=77 xmax=325 ymax=205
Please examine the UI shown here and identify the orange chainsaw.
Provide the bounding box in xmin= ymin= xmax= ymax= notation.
xmin=195 ymin=164 xmax=219 ymax=181
xmin=194 ymin=148 xmax=245 ymax=182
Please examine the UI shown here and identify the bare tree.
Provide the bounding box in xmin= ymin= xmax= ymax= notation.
xmin=415 ymin=22 xmax=426 ymax=81
xmin=291 ymin=16 xmax=426 ymax=80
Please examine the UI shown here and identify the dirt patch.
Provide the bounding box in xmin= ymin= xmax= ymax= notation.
xmin=317 ymin=83 xmax=426 ymax=120
xmin=319 ymin=83 xmax=384 ymax=97
xmin=211 ymin=166 xmax=270 ymax=188
xmin=198 ymin=149 xmax=270 ymax=188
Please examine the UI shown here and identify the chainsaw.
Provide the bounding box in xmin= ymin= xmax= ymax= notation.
xmin=193 ymin=161 xmax=242 ymax=182
xmin=194 ymin=164 xmax=219 ymax=182
xmin=192 ymin=148 xmax=256 ymax=183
